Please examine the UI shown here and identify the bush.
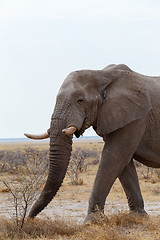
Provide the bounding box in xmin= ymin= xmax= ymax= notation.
xmin=0 ymin=213 xmax=159 ymax=240
xmin=0 ymin=148 xmax=48 ymax=228
xmin=67 ymin=148 xmax=100 ymax=185
xmin=0 ymin=217 xmax=80 ymax=239
xmin=0 ymin=148 xmax=48 ymax=174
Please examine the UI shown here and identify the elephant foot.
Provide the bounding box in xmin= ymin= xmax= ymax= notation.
xmin=84 ymin=211 xmax=108 ymax=224
xmin=129 ymin=209 xmax=148 ymax=218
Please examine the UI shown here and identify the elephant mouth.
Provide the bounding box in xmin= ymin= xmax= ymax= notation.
xmin=74 ymin=119 xmax=90 ymax=138
xmin=62 ymin=126 xmax=84 ymax=138
xmin=74 ymin=129 xmax=83 ymax=138
xmin=62 ymin=118 xmax=90 ymax=138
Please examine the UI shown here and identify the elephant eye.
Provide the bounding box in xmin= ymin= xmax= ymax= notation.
xmin=77 ymin=98 xmax=84 ymax=105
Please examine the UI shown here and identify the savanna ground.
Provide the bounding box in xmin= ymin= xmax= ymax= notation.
xmin=0 ymin=139 xmax=160 ymax=239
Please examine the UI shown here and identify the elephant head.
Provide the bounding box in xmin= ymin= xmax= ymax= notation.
xmin=25 ymin=64 xmax=151 ymax=218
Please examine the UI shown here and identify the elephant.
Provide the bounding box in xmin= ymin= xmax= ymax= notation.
xmin=25 ymin=63 xmax=160 ymax=222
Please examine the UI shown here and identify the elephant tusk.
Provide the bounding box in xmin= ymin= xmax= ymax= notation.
xmin=24 ymin=132 xmax=49 ymax=140
xmin=62 ymin=126 xmax=77 ymax=135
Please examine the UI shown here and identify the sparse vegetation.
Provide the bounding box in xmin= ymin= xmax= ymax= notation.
xmin=0 ymin=148 xmax=48 ymax=228
xmin=0 ymin=213 xmax=159 ymax=239
xmin=67 ymin=148 xmax=100 ymax=185
xmin=135 ymin=159 xmax=160 ymax=184
xmin=0 ymin=141 xmax=160 ymax=239
xmin=0 ymin=148 xmax=48 ymax=174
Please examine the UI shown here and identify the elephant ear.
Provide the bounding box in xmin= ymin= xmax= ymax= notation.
xmin=96 ymin=72 xmax=152 ymax=136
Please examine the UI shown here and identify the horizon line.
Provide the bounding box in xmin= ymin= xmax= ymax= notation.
xmin=0 ymin=135 xmax=101 ymax=141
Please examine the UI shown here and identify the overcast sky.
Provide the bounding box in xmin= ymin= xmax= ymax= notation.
xmin=0 ymin=0 xmax=160 ymax=138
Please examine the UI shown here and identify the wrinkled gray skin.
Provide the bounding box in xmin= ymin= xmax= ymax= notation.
xmin=28 ymin=64 xmax=160 ymax=222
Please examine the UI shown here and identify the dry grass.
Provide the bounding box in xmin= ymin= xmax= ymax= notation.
xmin=0 ymin=141 xmax=49 ymax=151
xmin=0 ymin=213 xmax=159 ymax=240
xmin=0 ymin=139 xmax=104 ymax=151
xmin=0 ymin=216 xmax=79 ymax=239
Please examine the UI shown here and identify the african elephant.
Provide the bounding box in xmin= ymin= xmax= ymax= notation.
xmin=25 ymin=64 xmax=160 ymax=222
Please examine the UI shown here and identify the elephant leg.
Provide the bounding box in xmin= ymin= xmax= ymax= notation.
xmin=85 ymin=118 xmax=146 ymax=222
xmin=119 ymin=159 xmax=147 ymax=214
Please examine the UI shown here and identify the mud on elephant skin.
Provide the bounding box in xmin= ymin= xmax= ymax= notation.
xmin=25 ymin=63 xmax=160 ymax=222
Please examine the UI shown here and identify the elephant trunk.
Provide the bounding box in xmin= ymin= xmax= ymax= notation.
xmin=28 ymin=119 xmax=72 ymax=218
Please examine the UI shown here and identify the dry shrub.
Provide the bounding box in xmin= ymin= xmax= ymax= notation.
xmin=0 ymin=213 xmax=160 ymax=240
xmin=135 ymin=162 xmax=160 ymax=184
xmin=67 ymin=148 xmax=100 ymax=185
xmin=0 ymin=148 xmax=48 ymax=229
xmin=0 ymin=148 xmax=48 ymax=174
xmin=109 ymin=212 xmax=145 ymax=227
xmin=25 ymin=217 xmax=79 ymax=237
xmin=74 ymin=213 xmax=160 ymax=240
xmin=154 ymin=169 xmax=160 ymax=180
xmin=140 ymin=166 xmax=153 ymax=180
xmin=71 ymin=224 xmax=118 ymax=240
xmin=0 ymin=217 xmax=80 ymax=239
